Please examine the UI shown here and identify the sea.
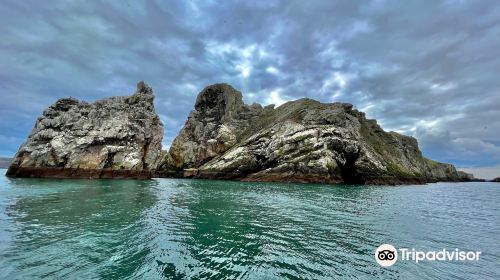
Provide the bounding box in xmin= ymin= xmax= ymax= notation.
xmin=0 ymin=169 xmax=498 ymax=279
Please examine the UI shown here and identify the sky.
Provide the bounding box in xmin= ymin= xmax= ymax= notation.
xmin=0 ymin=0 xmax=499 ymax=178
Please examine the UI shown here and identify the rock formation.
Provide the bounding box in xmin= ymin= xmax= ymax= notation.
xmin=157 ymin=83 xmax=474 ymax=184
xmin=492 ymin=177 xmax=500 ymax=183
xmin=6 ymin=81 xmax=164 ymax=179
xmin=167 ymin=84 xmax=274 ymax=171
xmin=7 ymin=81 xmax=475 ymax=184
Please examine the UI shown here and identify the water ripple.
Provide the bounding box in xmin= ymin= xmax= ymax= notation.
xmin=0 ymin=175 xmax=498 ymax=279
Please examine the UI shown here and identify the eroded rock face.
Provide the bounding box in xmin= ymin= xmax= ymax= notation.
xmin=167 ymin=83 xmax=273 ymax=169
xmin=159 ymin=84 xmax=472 ymax=184
xmin=7 ymin=81 xmax=164 ymax=179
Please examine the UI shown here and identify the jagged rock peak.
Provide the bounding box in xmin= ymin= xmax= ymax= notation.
xmin=194 ymin=83 xmax=245 ymax=121
xmin=166 ymin=83 xmax=270 ymax=170
xmin=7 ymin=81 xmax=164 ymax=179
xmin=196 ymin=83 xmax=242 ymax=99
xmin=136 ymin=80 xmax=153 ymax=95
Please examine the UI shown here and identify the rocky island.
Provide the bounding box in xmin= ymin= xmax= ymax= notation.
xmin=7 ymin=81 xmax=474 ymax=184
xmin=6 ymin=82 xmax=164 ymax=179
xmin=156 ymin=83 xmax=473 ymax=184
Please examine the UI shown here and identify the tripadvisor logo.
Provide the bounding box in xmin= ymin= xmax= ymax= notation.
xmin=375 ymin=244 xmax=397 ymax=267
xmin=375 ymin=244 xmax=481 ymax=267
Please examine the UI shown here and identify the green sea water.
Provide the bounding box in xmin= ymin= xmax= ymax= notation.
xmin=0 ymin=169 xmax=498 ymax=279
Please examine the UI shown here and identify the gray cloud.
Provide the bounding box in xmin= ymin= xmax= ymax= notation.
xmin=0 ymin=0 xmax=499 ymax=176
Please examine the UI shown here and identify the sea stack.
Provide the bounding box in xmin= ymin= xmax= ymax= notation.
xmin=158 ymin=83 xmax=473 ymax=184
xmin=6 ymin=81 xmax=164 ymax=179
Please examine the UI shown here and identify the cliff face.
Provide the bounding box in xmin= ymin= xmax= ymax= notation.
xmin=167 ymin=84 xmax=274 ymax=170
xmin=7 ymin=81 xmax=164 ymax=179
xmin=159 ymin=84 xmax=471 ymax=184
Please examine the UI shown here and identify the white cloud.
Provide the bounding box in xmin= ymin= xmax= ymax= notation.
xmin=321 ymin=71 xmax=352 ymax=100
xmin=239 ymin=65 xmax=251 ymax=78
xmin=265 ymin=66 xmax=280 ymax=75
xmin=206 ymin=41 xmax=261 ymax=79
xmin=430 ymin=82 xmax=456 ymax=92
xmin=266 ymin=89 xmax=288 ymax=107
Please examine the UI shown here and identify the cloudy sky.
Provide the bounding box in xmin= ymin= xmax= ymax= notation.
xmin=1 ymin=0 xmax=499 ymax=178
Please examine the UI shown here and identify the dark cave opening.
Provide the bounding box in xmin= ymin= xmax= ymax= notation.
xmin=339 ymin=152 xmax=365 ymax=184
xmin=103 ymin=152 xmax=117 ymax=169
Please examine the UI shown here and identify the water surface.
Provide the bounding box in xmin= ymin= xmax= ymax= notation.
xmin=0 ymin=170 xmax=499 ymax=279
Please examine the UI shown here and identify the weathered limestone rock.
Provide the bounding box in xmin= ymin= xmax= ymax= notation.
xmin=7 ymin=81 xmax=164 ymax=179
xmin=158 ymin=84 xmax=473 ymax=184
xmin=166 ymin=83 xmax=272 ymax=170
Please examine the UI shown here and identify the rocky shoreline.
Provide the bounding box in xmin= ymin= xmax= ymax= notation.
xmin=6 ymin=166 xmax=152 ymax=179
xmin=154 ymin=169 xmax=474 ymax=185
xmin=7 ymin=81 xmax=481 ymax=184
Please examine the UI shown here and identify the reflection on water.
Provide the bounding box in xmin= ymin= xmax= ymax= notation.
xmin=1 ymin=177 xmax=158 ymax=279
xmin=0 ymin=174 xmax=499 ymax=279
xmin=148 ymin=180 xmax=390 ymax=279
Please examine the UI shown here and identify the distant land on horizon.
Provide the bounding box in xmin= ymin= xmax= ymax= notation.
xmin=0 ymin=157 xmax=12 ymax=169
xmin=459 ymin=167 xmax=500 ymax=181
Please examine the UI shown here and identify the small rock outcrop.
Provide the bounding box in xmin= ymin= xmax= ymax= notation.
xmin=158 ymin=83 xmax=473 ymax=184
xmin=492 ymin=177 xmax=500 ymax=182
xmin=7 ymin=81 xmax=164 ymax=179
